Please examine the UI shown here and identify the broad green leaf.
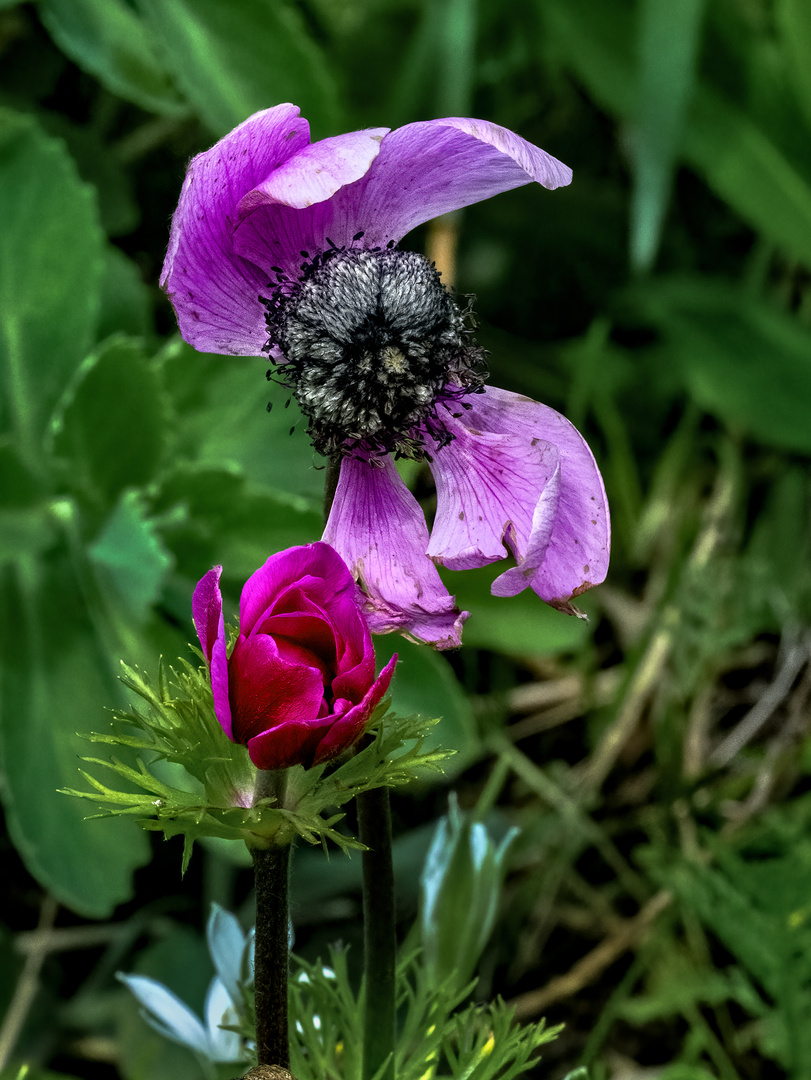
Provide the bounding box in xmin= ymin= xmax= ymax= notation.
xmin=89 ymin=492 xmax=173 ymax=624
xmin=633 ymin=277 xmax=811 ymax=454
xmin=0 ymin=109 xmax=103 ymax=467
xmin=0 ymin=506 xmax=58 ymax=565
xmin=150 ymin=464 xmax=323 ymax=593
xmin=38 ymin=112 xmax=140 ymax=238
xmin=36 ymin=0 xmax=187 ymax=117
xmin=0 ymin=560 xmax=150 ymax=916
xmin=0 ymin=441 xmax=55 ymax=565
xmin=161 ymin=341 xmax=327 ymax=501
xmin=97 ymin=246 xmax=153 ymax=342
xmin=630 ymin=0 xmax=706 ymax=271
xmin=445 ymin=562 xmax=591 ymax=655
xmin=50 ymin=337 xmax=167 ymax=508
xmin=375 ymin=635 xmax=477 ymax=777
xmin=136 ymin=0 xmax=341 ymax=137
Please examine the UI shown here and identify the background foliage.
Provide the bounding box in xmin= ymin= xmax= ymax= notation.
xmin=1 ymin=0 xmax=811 ymax=1077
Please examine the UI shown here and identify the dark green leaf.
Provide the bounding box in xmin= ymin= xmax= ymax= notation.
xmin=36 ymin=0 xmax=187 ymax=117
xmin=38 ymin=111 xmax=140 ymax=238
xmin=0 ymin=109 xmax=103 ymax=465
xmin=631 ymin=0 xmax=706 ymax=271
xmin=540 ymin=0 xmax=811 ymax=268
xmin=136 ymin=0 xmax=341 ymax=136
xmin=776 ymin=0 xmax=811 ymax=130
xmin=151 ymin=464 xmax=323 ymax=592
xmin=633 ymin=277 xmax=811 ymax=454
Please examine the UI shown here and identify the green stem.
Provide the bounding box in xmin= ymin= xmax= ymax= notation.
xmin=357 ymin=785 xmax=396 ymax=1080
xmin=250 ymin=771 xmax=291 ymax=1069
xmin=323 ymin=451 xmax=396 ymax=1080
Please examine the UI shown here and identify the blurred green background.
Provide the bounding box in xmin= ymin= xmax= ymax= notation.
xmin=2 ymin=0 xmax=811 ymax=1077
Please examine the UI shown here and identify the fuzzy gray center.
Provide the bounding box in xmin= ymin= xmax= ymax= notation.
xmin=263 ymin=247 xmax=485 ymax=459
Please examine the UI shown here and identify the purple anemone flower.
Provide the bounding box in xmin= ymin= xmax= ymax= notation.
xmin=162 ymin=103 xmax=610 ymax=649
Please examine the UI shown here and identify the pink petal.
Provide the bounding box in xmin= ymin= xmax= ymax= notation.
xmin=239 ymin=542 xmax=357 ymax=637
xmin=192 ymin=566 xmax=232 ymax=739
xmin=313 ymin=653 xmax=397 ymax=764
xmin=160 ymin=104 xmax=310 ymax=355
xmin=247 ymin=717 xmax=333 ymax=771
xmin=228 ymin=634 xmax=325 ymax=745
xmin=322 ymin=455 xmax=468 ymax=649
xmin=460 ymin=386 xmax=610 ymax=611
xmin=426 ymin=413 xmax=561 ymax=570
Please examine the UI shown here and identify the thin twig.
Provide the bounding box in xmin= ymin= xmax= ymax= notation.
xmin=509 ymin=892 xmax=672 ymax=1019
xmin=709 ymin=628 xmax=811 ymax=767
xmin=0 ymin=893 xmax=58 ymax=1069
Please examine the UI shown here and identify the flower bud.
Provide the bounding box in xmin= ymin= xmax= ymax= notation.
xmin=420 ymin=795 xmax=518 ymax=991
xmin=193 ymin=542 xmax=396 ymax=770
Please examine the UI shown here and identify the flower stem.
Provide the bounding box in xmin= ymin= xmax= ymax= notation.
xmin=357 ymin=785 xmax=396 ymax=1080
xmin=251 ymin=770 xmax=291 ymax=1069
xmin=322 ymin=453 xmax=396 ymax=1080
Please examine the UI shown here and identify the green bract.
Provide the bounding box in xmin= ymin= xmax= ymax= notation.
xmin=63 ymin=652 xmax=452 ymax=870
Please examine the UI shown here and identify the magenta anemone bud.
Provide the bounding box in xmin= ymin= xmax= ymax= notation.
xmin=192 ymin=542 xmax=396 ymax=770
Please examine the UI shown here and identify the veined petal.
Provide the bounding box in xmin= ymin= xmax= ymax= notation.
xmin=161 ymin=103 xmax=310 ymax=355
xmin=192 ymin=566 xmax=232 ymax=739
xmin=426 ymin=414 xmax=560 ymax=570
xmin=322 ymin=455 xmax=468 ymax=650
xmin=328 ymin=117 xmax=572 ymax=249
xmin=238 ymin=128 xmax=388 ymax=214
xmin=231 ymin=117 xmax=571 ymax=277
xmin=464 ymin=386 xmax=610 ymax=610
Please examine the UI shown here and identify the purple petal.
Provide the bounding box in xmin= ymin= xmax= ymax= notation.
xmin=322 ymin=455 xmax=468 ymax=649
xmin=459 ymin=386 xmax=610 ymax=611
xmin=232 ymin=127 xmax=388 ymax=280
xmin=160 ymin=104 xmax=310 ymax=355
xmin=237 ymin=127 xmax=388 ymax=214
xmin=232 ymin=116 xmax=571 ymax=278
xmin=345 ymin=117 xmax=572 ymax=248
xmin=426 ymin=413 xmax=561 ymax=570
xmin=192 ymin=566 xmax=224 ymax=663
xmin=192 ymin=566 xmax=232 ymax=738
xmin=313 ymin=653 xmax=397 ymax=764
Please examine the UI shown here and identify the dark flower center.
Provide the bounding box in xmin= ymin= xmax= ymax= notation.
xmin=262 ymin=247 xmax=486 ymax=459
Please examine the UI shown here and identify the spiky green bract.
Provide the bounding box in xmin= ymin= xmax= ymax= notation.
xmin=286 ymin=947 xmax=562 ymax=1080
xmin=61 ymin=655 xmax=451 ymax=870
